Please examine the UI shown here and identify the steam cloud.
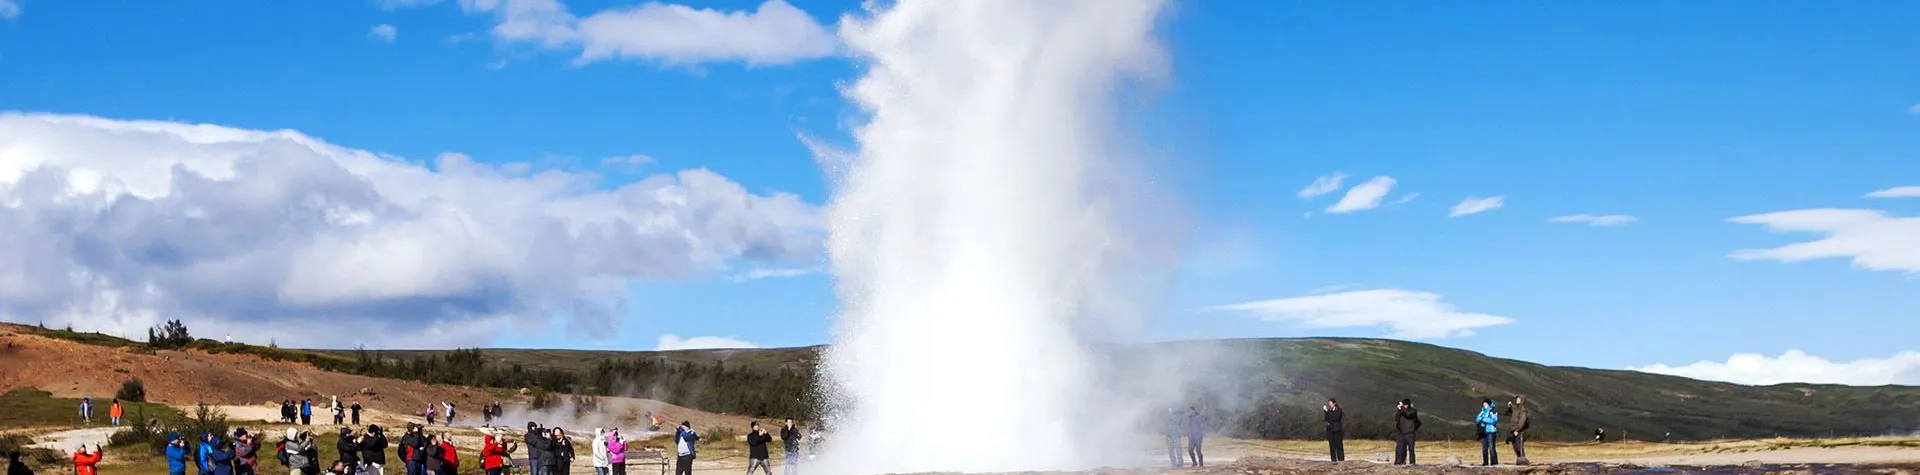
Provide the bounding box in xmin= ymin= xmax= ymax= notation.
xmin=813 ymin=0 xmax=1191 ymax=473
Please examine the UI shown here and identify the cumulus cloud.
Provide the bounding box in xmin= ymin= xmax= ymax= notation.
xmin=1632 ymin=350 xmax=1920 ymax=386
xmin=378 ymin=0 xmax=442 ymax=10
xmin=458 ymin=0 xmax=838 ymax=66
xmin=1548 ymin=214 xmax=1637 ymax=227
xmin=1728 ymin=208 xmax=1920 ymax=274
xmin=1448 ymin=196 xmax=1504 ymax=217
xmin=0 ymin=0 xmax=18 ymax=21
xmin=1297 ymin=173 xmax=1345 ymax=199
xmin=0 ymin=112 xmax=823 ymax=348
xmin=1866 ymin=186 xmax=1920 ymax=199
xmin=1324 ymin=176 xmax=1396 ymax=214
xmin=1206 ymin=288 xmax=1515 ymax=339
xmin=370 ymin=24 xmax=399 ymax=42
xmin=655 ymin=334 xmax=759 ymax=351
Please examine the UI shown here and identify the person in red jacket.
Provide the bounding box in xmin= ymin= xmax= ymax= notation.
xmin=73 ymin=444 xmax=104 ymax=475
xmin=437 ymin=436 xmax=458 ymax=475
xmin=481 ymin=433 xmax=517 ymax=475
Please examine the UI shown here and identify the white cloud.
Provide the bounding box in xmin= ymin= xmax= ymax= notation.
xmin=1548 ymin=214 xmax=1638 ymax=227
xmin=727 ymin=266 xmax=816 ymax=283
xmin=0 ymin=0 xmax=19 ymax=21
xmin=1324 ymin=176 xmax=1396 ymax=214
xmin=369 ymin=24 xmax=399 ymax=43
xmin=1206 ymin=288 xmax=1515 ymax=339
xmin=1728 ymin=208 xmax=1920 ymax=274
xmin=0 ymin=112 xmax=823 ymax=348
xmin=378 ymin=0 xmax=443 ymax=10
xmin=1448 ymin=196 xmax=1504 ymax=217
xmin=1631 ymin=350 xmax=1920 ymax=386
xmin=1866 ymin=186 xmax=1920 ymax=199
xmin=1393 ymin=193 xmax=1419 ymax=205
xmin=600 ymin=154 xmax=655 ymax=167
xmin=1297 ymin=173 xmax=1345 ymax=199
xmin=459 ymin=0 xmax=838 ymax=66
xmin=654 ymin=334 xmax=759 ymax=351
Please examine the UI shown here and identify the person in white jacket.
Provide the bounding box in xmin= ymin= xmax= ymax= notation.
xmin=591 ymin=428 xmax=611 ymax=475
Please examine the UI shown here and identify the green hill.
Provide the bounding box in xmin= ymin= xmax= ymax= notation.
xmin=15 ymin=323 xmax=1918 ymax=441
xmin=319 ymin=338 xmax=1920 ymax=442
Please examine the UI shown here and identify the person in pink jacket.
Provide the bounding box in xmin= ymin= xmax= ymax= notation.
xmin=606 ymin=429 xmax=628 ymax=475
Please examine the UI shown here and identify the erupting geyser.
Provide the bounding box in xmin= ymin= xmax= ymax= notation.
xmin=817 ymin=0 xmax=1173 ymax=473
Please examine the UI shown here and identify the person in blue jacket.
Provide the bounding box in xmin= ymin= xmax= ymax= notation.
xmin=672 ymin=422 xmax=700 ymax=475
xmin=209 ymin=437 xmax=236 ymax=475
xmin=1475 ymin=399 xmax=1500 ymax=466
xmin=197 ymin=433 xmax=216 ymax=475
xmin=165 ymin=433 xmax=189 ymax=475
xmin=300 ymin=399 xmax=313 ymax=426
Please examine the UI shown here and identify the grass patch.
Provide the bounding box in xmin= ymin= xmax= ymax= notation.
xmin=0 ymin=388 xmax=181 ymax=429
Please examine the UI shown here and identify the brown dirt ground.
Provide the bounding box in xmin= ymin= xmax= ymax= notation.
xmin=0 ymin=325 xmax=751 ymax=433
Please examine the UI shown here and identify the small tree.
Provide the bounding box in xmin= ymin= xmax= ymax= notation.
xmin=116 ymin=378 xmax=147 ymax=402
xmin=146 ymin=320 xmax=193 ymax=349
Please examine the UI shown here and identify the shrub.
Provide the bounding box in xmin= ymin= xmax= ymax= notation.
xmin=111 ymin=403 xmax=230 ymax=456
xmin=0 ymin=434 xmax=60 ymax=467
xmin=116 ymin=378 xmax=147 ymax=402
xmin=705 ymin=425 xmax=739 ymax=444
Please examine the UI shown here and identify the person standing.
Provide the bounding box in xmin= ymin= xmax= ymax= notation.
xmin=424 ymin=405 xmax=436 ymax=427
xmin=1184 ymin=406 xmax=1205 ymax=468
xmin=198 ymin=433 xmax=217 ymax=475
xmin=591 ymin=429 xmax=611 ymax=475
xmin=551 ymin=428 xmax=575 ymax=475
xmin=1475 ymin=399 xmax=1500 ymax=466
xmin=400 ymin=424 xmax=427 ymax=475
xmin=234 ymin=429 xmax=259 ymax=475
xmin=211 ymin=437 xmax=236 ymax=475
xmin=78 ymin=397 xmax=93 ymax=426
xmin=350 ymin=402 xmax=363 ymax=427
xmin=481 ymin=431 xmax=513 ymax=475
xmin=167 ymin=433 xmax=190 ymax=475
xmin=1323 ymin=399 xmax=1345 ymax=462
xmin=110 ymin=400 xmax=123 ymax=427
xmin=359 ymin=425 xmax=389 ymax=475
xmin=71 ymin=445 xmax=103 ymax=475
xmin=778 ymin=420 xmax=800 ymax=475
xmin=435 ymin=434 xmax=458 ymax=475
xmin=443 ymin=403 xmax=455 ymax=427
xmin=336 ymin=429 xmax=361 ymax=470
xmin=745 ymin=422 xmax=773 ymax=475
xmin=287 ymin=431 xmax=317 ymax=475
xmin=1507 ymin=395 xmax=1531 ymax=466
xmin=1160 ymin=408 xmax=1182 ymax=468
xmin=1393 ymin=399 xmax=1421 ymax=465
xmin=673 ymin=422 xmax=699 ymax=475
xmin=301 ymin=399 xmax=313 ymax=426
xmin=608 ymin=429 xmax=629 ymax=475
xmin=522 ymin=424 xmax=546 ymax=475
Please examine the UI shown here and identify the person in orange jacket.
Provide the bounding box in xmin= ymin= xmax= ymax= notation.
xmin=109 ymin=400 xmax=123 ymax=427
xmin=73 ymin=444 xmax=103 ymax=475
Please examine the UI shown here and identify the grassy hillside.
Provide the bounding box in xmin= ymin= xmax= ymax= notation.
xmin=15 ymin=323 xmax=1920 ymax=442
xmin=328 ymin=338 xmax=1920 ymax=441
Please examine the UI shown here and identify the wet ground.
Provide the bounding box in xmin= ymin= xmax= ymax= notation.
xmin=889 ymin=456 xmax=1920 ymax=475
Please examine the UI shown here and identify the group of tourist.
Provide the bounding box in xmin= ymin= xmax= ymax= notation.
xmin=76 ymin=397 xmax=126 ymax=427
xmin=1317 ymin=395 xmax=1533 ymax=467
xmin=1159 ymin=406 xmax=1209 ymax=468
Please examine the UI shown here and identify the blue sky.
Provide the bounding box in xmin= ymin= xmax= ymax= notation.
xmin=1 ymin=0 xmax=1916 ymax=385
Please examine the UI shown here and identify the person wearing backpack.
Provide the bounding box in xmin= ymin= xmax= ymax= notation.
xmin=166 ymin=433 xmax=190 ymax=475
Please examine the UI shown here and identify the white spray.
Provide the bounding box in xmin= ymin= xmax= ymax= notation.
xmin=817 ymin=0 xmax=1173 ymax=473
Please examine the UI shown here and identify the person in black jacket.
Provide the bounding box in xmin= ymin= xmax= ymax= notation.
xmin=359 ymin=425 xmax=387 ymax=475
xmin=1323 ymin=399 xmax=1345 ymax=462
xmin=420 ymin=435 xmax=444 ymax=475
xmin=336 ymin=429 xmax=361 ymax=468
xmin=399 ymin=424 xmax=427 ymax=475
xmin=779 ymin=419 xmax=801 ymax=475
xmin=1393 ymin=399 xmax=1422 ymax=465
xmin=8 ymin=451 xmax=33 ymax=475
xmin=551 ymin=428 xmax=575 ymax=475
xmin=526 ymin=427 xmax=553 ymax=475
xmin=745 ymin=422 xmax=773 ymax=475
